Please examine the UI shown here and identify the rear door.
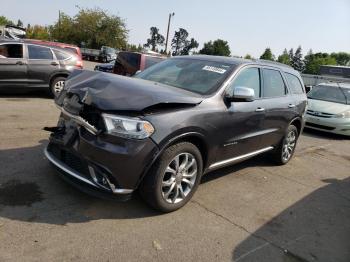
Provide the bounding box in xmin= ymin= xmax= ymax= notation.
xmin=0 ymin=43 xmax=27 ymax=87
xmin=26 ymin=44 xmax=57 ymax=87
xmin=258 ymin=67 xmax=296 ymax=147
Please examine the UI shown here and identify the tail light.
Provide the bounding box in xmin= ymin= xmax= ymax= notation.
xmin=76 ymin=59 xmax=83 ymax=69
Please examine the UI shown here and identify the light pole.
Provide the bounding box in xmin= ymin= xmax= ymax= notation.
xmin=164 ymin=12 xmax=175 ymax=55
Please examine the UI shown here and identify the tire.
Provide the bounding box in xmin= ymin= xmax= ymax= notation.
xmin=270 ymin=125 xmax=299 ymax=165
xmin=139 ymin=142 xmax=203 ymax=213
xmin=50 ymin=77 xmax=66 ymax=98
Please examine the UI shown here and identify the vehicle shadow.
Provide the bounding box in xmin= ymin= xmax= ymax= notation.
xmin=0 ymin=140 xmax=160 ymax=225
xmin=0 ymin=90 xmax=51 ymax=99
xmin=0 ymin=140 xmax=279 ymax=225
xmin=232 ymin=177 xmax=350 ymax=262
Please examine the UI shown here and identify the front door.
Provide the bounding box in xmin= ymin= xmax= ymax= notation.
xmin=0 ymin=43 xmax=27 ymax=88
xmin=216 ymin=66 xmax=266 ymax=163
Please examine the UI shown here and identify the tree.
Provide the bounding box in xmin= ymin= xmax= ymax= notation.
xmin=331 ymin=52 xmax=350 ymax=66
xmin=199 ymin=39 xmax=231 ymax=56
xmin=260 ymin=48 xmax=275 ymax=61
xmin=171 ymin=28 xmax=189 ymax=56
xmin=291 ymin=46 xmax=304 ymax=71
xmin=181 ymin=38 xmax=199 ymax=55
xmin=277 ymin=49 xmax=291 ymax=65
xmin=0 ymin=16 xmax=13 ymax=25
xmin=26 ymin=25 xmax=50 ymax=40
xmin=50 ymin=8 xmax=128 ymax=49
xmin=244 ymin=54 xmax=252 ymax=59
xmin=144 ymin=27 xmax=165 ymax=51
xmin=304 ymin=51 xmax=337 ymax=74
xmin=17 ymin=19 xmax=23 ymax=27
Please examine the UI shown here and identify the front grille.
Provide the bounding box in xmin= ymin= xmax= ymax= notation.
xmin=48 ymin=143 xmax=90 ymax=179
xmin=79 ymin=105 xmax=105 ymax=131
xmin=305 ymin=122 xmax=335 ymax=130
xmin=306 ymin=110 xmax=335 ymax=118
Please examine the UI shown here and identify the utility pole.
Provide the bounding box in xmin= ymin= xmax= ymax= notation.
xmin=164 ymin=12 xmax=175 ymax=55
xmin=58 ymin=10 xmax=61 ymax=39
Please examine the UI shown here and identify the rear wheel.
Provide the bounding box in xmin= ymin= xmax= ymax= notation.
xmin=50 ymin=77 xmax=66 ymax=98
xmin=270 ymin=125 xmax=298 ymax=165
xmin=139 ymin=142 xmax=203 ymax=212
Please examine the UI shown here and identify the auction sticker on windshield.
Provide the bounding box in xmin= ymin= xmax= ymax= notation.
xmin=202 ymin=65 xmax=227 ymax=74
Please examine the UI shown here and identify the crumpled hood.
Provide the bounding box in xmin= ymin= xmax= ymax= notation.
xmin=63 ymin=70 xmax=203 ymax=111
xmin=308 ymin=99 xmax=350 ymax=114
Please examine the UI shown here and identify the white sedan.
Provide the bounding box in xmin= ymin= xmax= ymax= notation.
xmin=305 ymin=83 xmax=350 ymax=136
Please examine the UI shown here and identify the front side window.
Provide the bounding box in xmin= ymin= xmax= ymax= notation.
xmin=135 ymin=58 xmax=234 ymax=95
xmin=28 ymin=45 xmax=53 ymax=60
xmin=262 ymin=69 xmax=286 ymax=97
xmin=0 ymin=44 xmax=23 ymax=58
xmin=285 ymin=73 xmax=304 ymax=94
xmin=227 ymin=67 xmax=260 ymax=97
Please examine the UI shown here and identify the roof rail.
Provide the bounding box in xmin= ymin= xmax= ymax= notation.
xmin=253 ymin=59 xmax=294 ymax=69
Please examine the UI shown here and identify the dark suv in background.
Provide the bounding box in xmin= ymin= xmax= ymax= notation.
xmin=95 ymin=51 xmax=166 ymax=75
xmin=46 ymin=56 xmax=307 ymax=212
xmin=0 ymin=39 xmax=83 ymax=97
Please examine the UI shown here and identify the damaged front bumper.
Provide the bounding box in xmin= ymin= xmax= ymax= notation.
xmin=45 ymin=104 xmax=159 ymax=200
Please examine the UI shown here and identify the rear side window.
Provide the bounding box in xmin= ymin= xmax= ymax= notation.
xmin=285 ymin=73 xmax=304 ymax=94
xmin=145 ymin=56 xmax=164 ymax=69
xmin=28 ymin=45 xmax=53 ymax=60
xmin=53 ymin=50 xmax=71 ymax=60
xmin=262 ymin=69 xmax=286 ymax=97
xmin=0 ymin=44 xmax=23 ymax=58
xmin=227 ymin=67 xmax=260 ymax=98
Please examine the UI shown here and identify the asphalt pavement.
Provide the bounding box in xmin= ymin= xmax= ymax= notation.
xmin=0 ymin=70 xmax=349 ymax=261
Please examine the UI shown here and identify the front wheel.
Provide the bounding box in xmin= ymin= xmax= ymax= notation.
xmin=139 ymin=142 xmax=203 ymax=212
xmin=270 ymin=125 xmax=299 ymax=165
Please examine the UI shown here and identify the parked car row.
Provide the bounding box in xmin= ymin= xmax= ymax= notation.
xmin=81 ymin=46 xmax=118 ymax=62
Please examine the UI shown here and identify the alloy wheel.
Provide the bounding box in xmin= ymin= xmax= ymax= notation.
xmin=53 ymin=80 xmax=65 ymax=95
xmin=282 ymin=130 xmax=296 ymax=162
xmin=161 ymin=153 xmax=198 ymax=204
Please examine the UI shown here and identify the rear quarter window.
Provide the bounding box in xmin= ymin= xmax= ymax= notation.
xmin=53 ymin=50 xmax=71 ymax=60
xmin=285 ymin=73 xmax=304 ymax=94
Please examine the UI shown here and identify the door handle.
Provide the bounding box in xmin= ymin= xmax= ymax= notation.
xmin=16 ymin=61 xmax=26 ymax=65
xmin=255 ymin=107 xmax=265 ymax=112
xmin=51 ymin=61 xmax=59 ymax=66
xmin=288 ymin=104 xmax=296 ymax=108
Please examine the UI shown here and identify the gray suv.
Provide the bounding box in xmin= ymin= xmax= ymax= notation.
xmin=46 ymin=56 xmax=307 ymax=212
xmin=0 ymin=39 xmax=83 ymax=96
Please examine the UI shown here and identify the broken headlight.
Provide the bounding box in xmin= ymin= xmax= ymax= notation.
xmin=102 ymin=114 xmax=155 ymax=139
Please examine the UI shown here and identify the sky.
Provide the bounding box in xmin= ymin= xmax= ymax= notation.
xmin=2 ymin=0 xmax=350 ymax=57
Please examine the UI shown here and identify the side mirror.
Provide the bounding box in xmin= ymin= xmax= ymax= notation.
xmin=226 ymin=86 xmax=255 ymax=102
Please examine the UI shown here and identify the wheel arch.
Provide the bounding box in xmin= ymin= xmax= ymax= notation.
xmin=289 ymin=117 xmax=303 ymax=136
xmin=136 ymin=132 xmax=209 ymax=188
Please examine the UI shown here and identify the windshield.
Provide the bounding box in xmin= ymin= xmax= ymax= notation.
xmin=135 ymin=58 xmax=234 ymax=95
xmin=308 ymin=85 xmax=350 ymax=105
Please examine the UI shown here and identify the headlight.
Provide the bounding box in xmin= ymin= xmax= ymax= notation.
xmin=102 ymin=114 xmax=155 ymax=139
xmin=334 ymin=110 xmax=350 ymax=118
